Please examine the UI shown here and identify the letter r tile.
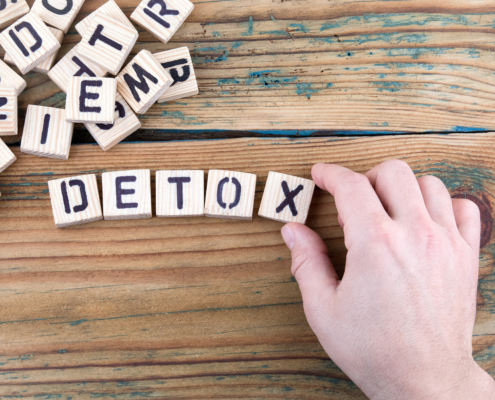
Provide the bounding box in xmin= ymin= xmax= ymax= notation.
xmin=102 ymin=169 xmax=152 ymax=220
xmin=259 ymin=172 xmax=315 ymax=224
xmin=205 ymin=170 xmax=257 ymax=220
xmin=48 ymin=174 xmax=103 ymax=228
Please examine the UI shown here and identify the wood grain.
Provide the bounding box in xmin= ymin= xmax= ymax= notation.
xmin=6 ymin=0 xmax=495 ymax=142
xmin=1 ymin=134 xmax=495 ymax=398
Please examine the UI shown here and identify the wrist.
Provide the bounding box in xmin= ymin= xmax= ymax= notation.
xmin=369 ymin=361 xmax=495 ymax=400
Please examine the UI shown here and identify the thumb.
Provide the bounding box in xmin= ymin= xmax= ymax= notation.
xmin=281 ymin=223 xmax=340 ymax=305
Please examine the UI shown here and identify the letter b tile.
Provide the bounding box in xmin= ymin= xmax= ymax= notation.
xmin=205 ymin=170 xmax=256 ymax=220
xmin=259 ymin=172 xmax=315 ymax=224
xmin=102 ymin=169 xmax=152 ymax=220
xmin=48 ymin=174 xmax=103 ymax=228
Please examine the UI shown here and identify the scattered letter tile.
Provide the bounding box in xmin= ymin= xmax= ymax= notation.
xmin=205 ymin=170 xmax=256 ymax=220
xmin=31 ymin=0 xmax=84 ymax=33
xmin=0 ymin=85 xmax=17 ymax=136
xmin=0 ymin=12 xmax=61 ymax=75
xmin=156 ymin=170 xmax=204 ymax=217
xmin=102 ymin=169 xmax=152 ymax=220
xmin=0 ymin=138 xmax=16 ymax=173
xmin=5 ymin=27 xmax=64 ymax=74
xmin=48 ymin=45 xmax=108 ymax=93
xmin=131 ymin=0 xmax=194 ymax=44
xmin=117 ymin=50 xmax=172 ymax=114
xmin=0 ymin=59 xmax=26 ymax=96
xmin=77 ymin=13 xmax=138 ymax=76
xmin=21 ymin=105 xmax=74 ymax=160
xmin=84 ymin=92 xmax=141 ymax=151
xmin=76 ymin=0 xmax=135 ymax=37
xmin=258 ymin=171 xmax=315 ymax=224
xmin=153 ymin=47 xmax=198 ymax=103
xmin=66 ymin=77 xmax=117 ymax=123
xmin=0 ymin=0 xmax=29 ymax=30
xmin=48 ymin=174 xmax=103 ymax=228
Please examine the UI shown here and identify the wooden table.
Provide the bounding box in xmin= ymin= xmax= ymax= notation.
xmin=1 ymin=1 xmax=495 ymax=398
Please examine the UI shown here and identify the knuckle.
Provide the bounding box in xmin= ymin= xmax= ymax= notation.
xmin=341 ymin=172 xmax=369 ymax=188
xmin=291 ymin=251 xmax=313 ymax=279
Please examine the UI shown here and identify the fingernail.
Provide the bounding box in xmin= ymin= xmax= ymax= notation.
xmin=281 ymin=225 xmax=295 ymax=250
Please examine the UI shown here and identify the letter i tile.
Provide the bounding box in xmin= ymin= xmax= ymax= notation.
xmin=205 ymin=170 xmax=256 ymax=220
xmin=258 ymin=172 xmax=315 ymax=224
xmin=102 ymin=169 xmax=152 ymax=220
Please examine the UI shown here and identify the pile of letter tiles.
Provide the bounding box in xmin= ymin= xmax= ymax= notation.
xmin=0 ymin=0 xmax=316 ymax=227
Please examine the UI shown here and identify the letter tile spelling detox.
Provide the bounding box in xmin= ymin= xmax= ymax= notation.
xmin=31 ymin=0 xmax=85 ymax=33
xmin=48 ymin=45 xmax=108 ymax=93
xmin=258 ymin=171 xmax=315 ymax=224
xmin=156 ymin=170 xmax=204 ymax=217
xmin=131 ymin=0 xmax=194 ymax=44
xmin=4 ymin=26 xmax=63 ymax=74
xmin=205 ymin=170 xmax=257 ymax=220
xmin=0 ymin=59 xmax=26 ymax=96
xmin=66 ymin=76 xmax=117 ymax=123
xmin=84 ymin=92 xmax=141 ymax=151
xmin=21 ymin=105 xmax=74 ymax=160
xmin=48 ymin=174 xmax=103 ymax=228
xmin=0 ymin=0 xmax=29 ymax=30
xmin=77 ymin=13 xmax=138 ymax=75
xmin=102 ymin=169 xmax=152 ymax=220
xmin=116 ymin=49 xmax=172 ymax=114
xmin=153 ymin=46 xmax=199 ymax=103
xmin=0 ymin=11 xmax=61 ymax=74
xmin=0 ymin=85 xmax=17 ymax=136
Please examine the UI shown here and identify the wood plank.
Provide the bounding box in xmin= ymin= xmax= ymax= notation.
xmin=0 ymin=134 xmax=495 ymax=397
xmin=3 ymin=0 xmax=495 ymax=144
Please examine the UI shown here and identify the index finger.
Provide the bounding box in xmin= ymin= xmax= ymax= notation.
xmin=312 ymin=163 xmax=390 ymax=237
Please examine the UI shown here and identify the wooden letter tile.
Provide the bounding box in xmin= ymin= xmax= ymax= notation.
xmin=0 ymin=85 xmax=17 ymax=136
xmin=84 ymin=92 xmax=141 ymax=151
xmin=21 ymin=105 xmax=74 ymax=160
xmin=5 ymin=27 xmax=63 ymax=74
xmin=205 ymin=170 xmax=256 ymax=220
xmin=0 ymin=12 xmax=61 ymax=75
xmin=47 ymin=45 xmax=107 ymax=93
xmin=0 ymin=138 xmax=16 ymax=173
xmin=117 ymin=50 xmax=172 ymax=114
xmin=0 ymin=0 xmax=29 ymax=30
xmin=75 ymin=0 xmax=135 ymax=37
xmin=153 ymin=47 xmax=198 ymax=103
xmin=31 ymin=0 xmax=84 ymax=33
xmin=77 ymin=14 xmax=138 ymax=76
xmin=156 ymin=170 xmax=204 ymax=217
xmin=131 ymin=0 xmax=194 ymax=44
xmin=0 ymin=59 xmax=26 ymax=96
xmin=102 ymin=169 xmax=151 ymax=220
xmin=48 ymin=174 xmax=103 ymax=228
xmin=66 ymin=77 xmax=117 ymax=123
xmin=258 ymin=172 xmax=315 ymax=224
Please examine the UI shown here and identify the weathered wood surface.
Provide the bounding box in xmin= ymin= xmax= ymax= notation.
xmin=3 ymin=0 xmax=495 ymax=144
xmin=0 ymin=134 xmax=495 ymax=398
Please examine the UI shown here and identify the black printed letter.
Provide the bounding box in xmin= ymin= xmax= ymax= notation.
xmin=116 ymin=176 xmax=138 ymax=209
xmin=79 ymin=80 xmax=102 ymax=113
xmin=0 ymin=97 xmax=7 ymax=121
xmin=161 ymin=59 xmax=190 ymax=86
xmin=123 ymin=63 xmax=158 ymax=102
xmin=96 ymin=101 xmax=126 ymax=130
xmin=61 ymin=179 xmax=89 ymax=214
xmin=40 ymin=114 xmax=50 ymax=145
xmin=276 ymin=181 xmax=304 ymax=216
xmin=42 ymin=0 xmax=73 ymax=15
xmin=73 ymin=56 xmax=96 ymax=77
xmin=89 ymin=24 xmax=123 ymax=51
xmin=216 ymin=177 xmax=242 ymax=210
xmin=144 ymin=0 xmax=179 ymax=29
xmin=168 ymin=177 xmax=191 ymax=210
xmin=9 ymin=22 xmax=42 ymax=57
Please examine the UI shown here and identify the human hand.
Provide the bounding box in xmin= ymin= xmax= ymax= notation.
xmin=281 ymin=160 xmax=495 ymax=399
